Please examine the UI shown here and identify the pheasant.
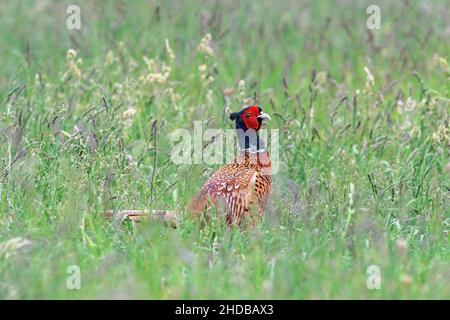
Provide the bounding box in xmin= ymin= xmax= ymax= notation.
xmin=105 ymin=105 xmax=272 ymax=227
xmin=189 ymin=105 xmax=272 ymax=226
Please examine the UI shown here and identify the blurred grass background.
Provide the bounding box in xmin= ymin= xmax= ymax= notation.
xmin=0 ymin=0 xmax=449 ymax=299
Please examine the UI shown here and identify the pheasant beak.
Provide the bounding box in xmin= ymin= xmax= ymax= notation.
xmin=258 ymin=111 xmax=271 ymax=121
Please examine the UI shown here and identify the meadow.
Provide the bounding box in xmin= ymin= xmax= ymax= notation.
xmin=0 ymin=0 xmax=449 ymax=299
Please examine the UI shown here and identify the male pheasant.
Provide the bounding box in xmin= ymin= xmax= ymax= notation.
xmin=189 ymin=105 xmax=272 ymax=226
xmin=105 ymin=105 xmax=272 ymax=227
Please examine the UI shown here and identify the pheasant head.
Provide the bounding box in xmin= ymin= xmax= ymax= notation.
xmin=229 ymin=105 xmax=271 ymax=132
xmin=229 ymin=105 xmax=271 ymax=151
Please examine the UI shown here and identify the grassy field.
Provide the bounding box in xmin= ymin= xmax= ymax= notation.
xmin=0 ymin=0 xmax=449 ymax=299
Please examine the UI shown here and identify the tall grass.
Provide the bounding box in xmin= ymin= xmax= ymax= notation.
xmin=0 ymin=0 xmax=448 ymax=299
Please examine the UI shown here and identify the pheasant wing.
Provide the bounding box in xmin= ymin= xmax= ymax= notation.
xmin=189 ymin=162 xmax=257 ymax=223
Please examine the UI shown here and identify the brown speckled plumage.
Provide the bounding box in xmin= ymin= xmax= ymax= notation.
xmin=189 ymin=146 xmax=271 ymax=226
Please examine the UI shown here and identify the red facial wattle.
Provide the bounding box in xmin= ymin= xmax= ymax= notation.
xmin=241 ymin=105 xmax=261 ymax=130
